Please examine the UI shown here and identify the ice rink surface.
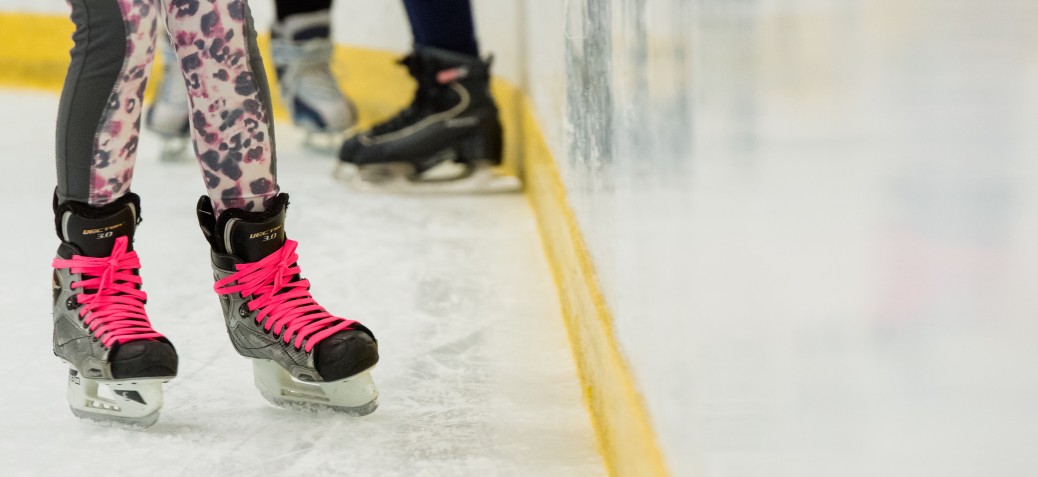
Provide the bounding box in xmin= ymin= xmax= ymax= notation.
xmin=0 ymin=91 xmax=604 ymax=476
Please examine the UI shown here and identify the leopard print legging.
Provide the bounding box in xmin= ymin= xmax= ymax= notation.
xmin=57 ymin=0 xmax=277 ymax=215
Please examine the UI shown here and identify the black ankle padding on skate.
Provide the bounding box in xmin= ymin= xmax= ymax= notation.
xmin=109 ymin=340 xmax=178 ymax=380
xmin=197 ymin=193 xmax=290 ymax=262
xmin=196 ymin=196 xmax=220 ymax=251
xmin=315 ymin=327 xmax=379 ymax=382
xmin=395 ymin=46 xmax=491 ymax=103
xmin=54 ymin=192 xmax=141 ymax=257
xmin=403 ymin=46 xmax=492 ymax=97
xmin=415 ymin=45 xmax=492 ymax=78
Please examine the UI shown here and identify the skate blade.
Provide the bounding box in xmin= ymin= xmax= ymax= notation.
xmin=66 ymin=368 xmax=170 ymax=428
xmin=333 ymin=160 xmax=522 ymax=194
xmin=252 ymin=359 xmax=379 ymax=416
xmin=298 ymin=106 xmax=357 ymax=155
xmin=69 ymin=407 xmax=161 ymax=429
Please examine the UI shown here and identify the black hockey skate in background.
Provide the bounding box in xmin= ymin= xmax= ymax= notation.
xmin=337 ymin=46 xmax=519 ymax=193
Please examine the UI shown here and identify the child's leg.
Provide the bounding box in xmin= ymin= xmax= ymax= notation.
xmin=160 ymin=0 xmax=279 ymax=215
xmin=161 ymin=1 xmax=380 ymax=413
xmin=148 ymin=0 xmax=350 ymax=152
xmin=52 ymin=0 xmax=177 ymax=428
xmin=56 ymin=0 xmax=159 ymax=205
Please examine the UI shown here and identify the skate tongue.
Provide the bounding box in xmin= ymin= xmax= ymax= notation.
xmin=61 ymin=203 xmax=137 ymax=257
xmin=225 ymin=213 xmax=287 ymax=263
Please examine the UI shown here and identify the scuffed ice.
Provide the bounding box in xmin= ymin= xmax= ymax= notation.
xmin=0 ymin=91 xmax=603 ymax=477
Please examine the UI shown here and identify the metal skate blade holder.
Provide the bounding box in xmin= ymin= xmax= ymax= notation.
xmin=252 ymin=359 xmax=379 ymax=415
xmin=66 ymin=368 xmax=165 ymax=428
xmin=333 ymin=160 xmax=522 ymax=194
xmin=303 ymin=130 xmax=347 ymax=155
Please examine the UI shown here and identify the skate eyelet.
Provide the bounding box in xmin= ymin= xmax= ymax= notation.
xmin=66 ymin=296 xmax=79 ymax=310
xmin=238 ymin=304 xmax=250 ymax=318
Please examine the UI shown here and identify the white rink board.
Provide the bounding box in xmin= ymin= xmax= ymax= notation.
xmin=523 ymin=0 xmax=1038 ymax=475
xmin=0 ymin=91 xmax=603 ymax=477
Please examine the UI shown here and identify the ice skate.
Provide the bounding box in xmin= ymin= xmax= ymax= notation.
xmin=51 ymin=193 xmax=178 ymax=427
xmin=336 ymin=46 xmax=520 ymax=193
xmin=196 ymin=193 xmax=379 ymax=415
xmin=145 ymin=44 xmax=190 ymax=162
xmin=272 ymin=10 xmax=357 ymax=152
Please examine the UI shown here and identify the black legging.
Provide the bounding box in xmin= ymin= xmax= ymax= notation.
xmin=274 ymin=0 xmax=479 ymax=55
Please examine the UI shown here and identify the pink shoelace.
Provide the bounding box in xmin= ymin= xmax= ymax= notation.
xmin=213 ymin=239 xmax=357 ymax=353
xmin=51 ymin=236 xmax=164 ymax=348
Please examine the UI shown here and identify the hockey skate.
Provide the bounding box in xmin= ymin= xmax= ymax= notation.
xmin=196 ymin=193 xmax=379 ymax=415
xmin=145 ymin=44 xmax=191 ymax=162
xmin=272 ymin=10 xmax=357 ymax=153
xmin=51 ymin=193 xmax=178 ymax=427
xmin=336 ymin=46 xmax=520 ymax=193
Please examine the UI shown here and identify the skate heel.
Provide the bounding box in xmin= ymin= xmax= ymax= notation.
xmin=66 ymin=368 xmax=166 ymax=428
xmin=252 ymin=359 xmax=379 ymax=416
xmin=455 ymin=122 xmax=503 ymax=165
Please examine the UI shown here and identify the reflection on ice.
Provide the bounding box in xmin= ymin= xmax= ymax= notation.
xmin=0 ymin=92 xmax=602 ymax=476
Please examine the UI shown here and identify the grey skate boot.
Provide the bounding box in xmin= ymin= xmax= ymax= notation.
xmin=145 ymin=43 xmax=191 ymax=161
xmin=196 ymin=193 xmax=379 ymax=415
xmin=51 ymin=192 xmax=178 ymax=427
xmin=272 ymin=10 xmax=357 ymax=149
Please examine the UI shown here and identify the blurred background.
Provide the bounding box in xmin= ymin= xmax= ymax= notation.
xmin=3 ymin=0 xmax=1038 ymax=476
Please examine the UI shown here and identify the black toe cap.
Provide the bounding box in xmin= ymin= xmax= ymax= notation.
xmin=110 ymin=340 xmax=178 ymax=380
xmin=315 ymin=327 xmax=379 ymax=382
xmin=338 ymin=136 xmax=365 ymax=164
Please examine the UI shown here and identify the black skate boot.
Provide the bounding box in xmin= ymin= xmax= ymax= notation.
xmin=196 ymin=193 xmax=379 ymax=415
xmin=337 ymin=45 xmax=519 ymax=193
xmin=51 ymin=192 xmax=178 ymax=427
